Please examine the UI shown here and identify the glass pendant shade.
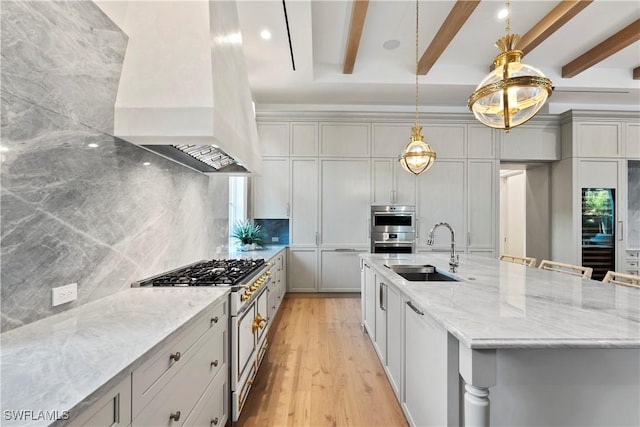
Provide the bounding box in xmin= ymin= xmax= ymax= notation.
xmin=399 ymin=126 xmax=436 ymax=175
xmin=468 ymin=34 xmax=552 ymax=131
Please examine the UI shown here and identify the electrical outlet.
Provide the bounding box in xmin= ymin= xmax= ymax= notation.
xmin=271 ymin=237 xmax=279 ymax=243
xmin=52 ymin=283 xmax=77 ymax=307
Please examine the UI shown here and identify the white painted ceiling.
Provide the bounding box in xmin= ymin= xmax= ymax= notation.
xmin=237 ymin=0 xmax=640 ymax=113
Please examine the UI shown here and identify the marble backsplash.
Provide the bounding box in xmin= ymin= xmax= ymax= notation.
xmin=1 ymin=1 xmax=229 ymax=332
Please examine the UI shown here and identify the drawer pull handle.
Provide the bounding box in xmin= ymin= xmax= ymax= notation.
xmin=406 ymin=301 xmax=424 ymax=316
xmin=211 ymin=418 xmax=219 ymax=426
xmin=169 ymin=352 xmax=181 ymax=362
xmin=211 ymin=360 xmax=219 ymax=368
xmin=169 ymin=411 xmax=181 ymax=422
xmin=211 ymin=316 xmax=219 ymax=325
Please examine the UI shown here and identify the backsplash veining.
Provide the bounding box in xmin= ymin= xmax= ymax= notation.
xmin=0 ymin=1 xmax=229 ymax=332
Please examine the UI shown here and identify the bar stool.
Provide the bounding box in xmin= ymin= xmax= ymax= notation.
xmin=602 ymin=271 xmax=640 ymax=288
xmin=538 ymin=260 xmax=593 ymax=279
xmin=499 ymin=254 xmax=537 ymax=267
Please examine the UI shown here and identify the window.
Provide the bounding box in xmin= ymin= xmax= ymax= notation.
xmin=229 ymin=176 xmax=248 ymax=248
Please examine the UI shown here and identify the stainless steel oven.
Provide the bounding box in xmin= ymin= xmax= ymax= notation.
xmin=371 ymin=205 xmax=416 ymax=253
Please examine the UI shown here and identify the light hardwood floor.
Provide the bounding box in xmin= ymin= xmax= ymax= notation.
xmin=236 ymin=296 xmax=409 ymax=427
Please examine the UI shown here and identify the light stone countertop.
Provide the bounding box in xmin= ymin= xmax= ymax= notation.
xmin=225 ymin=244 xmax=287 ymax=262
xmin=362 ymin=253 xmax=640 ymax=349
xmin=0 ymin=287 xmax=229 ymax=426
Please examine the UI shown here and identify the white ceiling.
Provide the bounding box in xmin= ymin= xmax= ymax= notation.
xmin=237 ymin=0 xmax=640 ymax=114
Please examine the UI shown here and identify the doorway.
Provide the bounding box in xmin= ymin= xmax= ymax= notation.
xmin=499 ymin=163 xmax=551 ymax=264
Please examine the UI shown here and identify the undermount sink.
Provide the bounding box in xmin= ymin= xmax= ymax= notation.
xmin=384 ymin=264 xmax=459 ymax=282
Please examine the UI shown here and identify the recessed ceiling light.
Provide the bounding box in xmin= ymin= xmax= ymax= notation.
xmin=383 ymin=39 xmax=400 ymax=50
xmin=142 ymin=162 xmax=151 ymax=166
xmin=260 ymin=29 xmax=271 ymax=40
xmin=497 ymin=8 xmax=509 ymax=19
xmin=87 ymin=143 xmax=99 ymax=148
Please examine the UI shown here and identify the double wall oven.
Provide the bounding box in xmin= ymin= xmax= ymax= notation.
xmin=132 ymin=258 xmax=272 ymax=422
xmin=371 ymin=205 xmax=416 ymax=254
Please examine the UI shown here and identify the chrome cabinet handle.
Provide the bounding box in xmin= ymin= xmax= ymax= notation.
xmin=315 ymin=232 xmax=319 ymax=245
xmin=169 ymin=352 xmax=181 ymax=362
xmin=619 ymin=221 xmax=624 ymax=241
xmin=406 ymin=301 xmax=424 ymax=316
xmin=286 ymin=203 xmax=290 ymax=217
xmin=211 ymin=360 xmax=219 ymax=368
xmin=210 ymin=316 xmax=219 ymax=325
xmin=379 ymin=283 xmax=385 ymax=311
xmin=169 ymin=411 xmax=181 ymax=422
xmin=334 ymin=248 xmax=358 ymax=252
xmin=467 ymin=232 xmax=471 ymax=246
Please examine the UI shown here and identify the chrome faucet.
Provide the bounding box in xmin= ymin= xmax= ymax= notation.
xmin=427 ymin=222 xmax=459 ymax=272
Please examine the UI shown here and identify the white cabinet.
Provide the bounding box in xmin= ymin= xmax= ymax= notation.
xmin=361 ymin=262 xmax=376 ymax=336
xmin=252 ymin=158 xmax=289 ymax=219
xmin=257 ymin=122 xmax=289 ymax=156
xmin=423 ymin=125 xmax=466 ymax=159
xmin=576 ymin=122 xmax=622 ymax=158
xmin=500 ymin=125 xmax=561 ymax=161
xmin=290 ymin=158 xmax=318 ymax=245
xmin=467 ymin=125 xmax=496 ymax=159
xmin=320 ymin=159 xmax=370 ymax=246
xmin=319 ymin=249 xmax=364 ymax=292
xmin=288 ymin=248 xmax=317 ymax=292
xmin=385 ymin=284 xmax=402 ymax=398
xmin=319 ymin=123 xmax=370 ymax=157
xmin=291 ymin=122 xmax=318 ymax=156
xmin=374 ymin=280 xmax=387 ymax=365
xmin=372 ymin=159 xmax=416 ymax=205
xmin=268 ymin=250 xmax=287 ymax=318
xmin=403 ymin=300 xmax=458 ymax=427
xmin=132 ymin=300 xmax=228 ymax=426
xmin=416 ymin=160 xmax=466 ymax=249
xmin=372 ymin=123 xmax=412 ymax=157
xmin=69 ymin=375 xmax=131 ymax=427
xmin=627 ymin=123 xmax=640 ymax=158
xmin=467 ymin=160 xmax=498 ymax=254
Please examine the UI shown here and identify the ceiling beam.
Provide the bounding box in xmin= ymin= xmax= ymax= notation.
xmin=518 ymin=0 xmax=593 ymax=56
xmin=418 ymin=0 xmax=480 ymax=75
xmin=633 ymin=66 xmax=640 ymax=80
xmin=343 ymin=0 xmax=370 ymax=74
xmin=562 ymin=18 xmax=640 ymax=78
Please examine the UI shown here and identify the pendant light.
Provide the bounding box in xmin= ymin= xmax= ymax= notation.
xmin=468 ymin=0 xmax=553 ymax=131
xmin=399 ymin=0 xmax=436 ymax=175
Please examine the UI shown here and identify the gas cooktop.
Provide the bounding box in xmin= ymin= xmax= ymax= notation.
xmin=135 ymin=258 xmax=266 ymax=287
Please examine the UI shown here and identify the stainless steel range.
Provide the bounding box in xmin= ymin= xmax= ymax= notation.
xmin=132 ymin=258 xmax=272 ymax=422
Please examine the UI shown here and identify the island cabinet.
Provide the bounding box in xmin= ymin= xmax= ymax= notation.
xmin=68 ymin=375 xmax=131 ymax=427
xmin=403 ymin=300 xmax=459 ymax=427
xmin=361 ymin=261 xmax=376 ymax=336
xmin=131 ymin=299 xmax=228 ymax=427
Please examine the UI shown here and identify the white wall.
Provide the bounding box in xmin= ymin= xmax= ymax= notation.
xmin=526 ymin=165 xmax=551 ymax=263
xmin=501 ymin=172 xmax=526 ymax=257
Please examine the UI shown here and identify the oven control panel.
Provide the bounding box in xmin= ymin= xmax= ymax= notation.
xmin=240 ymin=269 xmax=271 ymax=302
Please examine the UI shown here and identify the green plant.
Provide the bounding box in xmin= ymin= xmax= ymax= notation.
xmin=231 ymin=220 xmax=265 ymax=247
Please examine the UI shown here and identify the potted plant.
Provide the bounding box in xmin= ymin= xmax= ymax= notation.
xmin=231 ymin=220 xmax=265 ymax=251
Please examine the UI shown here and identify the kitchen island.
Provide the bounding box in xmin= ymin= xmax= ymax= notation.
xmin=361 ymin=253 xmax=640 ymax=427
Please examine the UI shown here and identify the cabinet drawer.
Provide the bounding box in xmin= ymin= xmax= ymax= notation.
xmin=133 ymin=323 xmax=226 ymax=426
xmin=182 ymin=367 xmax=228 ymax=427
xmin=132 ymin=301 xmax=226 ymax=418
xmin=69 ymin=375 xmax=131 ymax=427
xmin=627 ymin=252 xmax=640 ymax=258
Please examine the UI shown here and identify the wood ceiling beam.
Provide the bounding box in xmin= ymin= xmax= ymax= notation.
xmin=343 ymin=0 xmax=370 ymax=74
xmin=518 ymin=0 xmax=593 ymax=56
xmin=633 ymin=66 xmax=640 ymax=80
xmin=418 ymin=0 xmax=480 ymax=75
xmin=562 ymin=18 xmax=640 ymax=78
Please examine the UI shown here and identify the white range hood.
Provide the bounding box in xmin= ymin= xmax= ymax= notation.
xmin=100 ymin=0 xmax=261 ymax=174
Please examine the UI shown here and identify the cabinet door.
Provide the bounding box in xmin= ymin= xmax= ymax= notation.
xmin=374 ymin=281 xmax=387 ymax=365
xmin=373 ymin=159 xmax=394 ymax=205
xmin=319 ymin=249 xmax=364 ymax=292
xmin=395 ymin=162 xmax=416 ymax=205
xmin=181 ymin=368 xmax=228 ymax=427
xmin=468 ymin=160 xmax=497 ymax=251
xmin=362 ymin=262 xmax=376 ymax=336
xmin=253 ymin=158 xmax=289 ymax=219
xmin=257 ymin=122 xmax=289 ymax=156
xmin=321 ymin=159 xmax=370 ymax=245
xmin=416 ymin=160 xmax=465 ymax=248
xmin=291 ymin=122 xmax=318 ymax=156
xmin=288 ymin=248 xmax=317 ymax=292
xmin=385 ymin=284 xmax=402 ymax=398
xmin=577 ymin=122 xmax=622 ymax=158
xmin=69 ymin=375 xmax=131 ymax=427
xmin=404 ymin=301 xmax=458 ymax=427
xmin=291 ymin=159 xmax=318 ymax=245
xmin=319 ymin=123 xmax=370 ymax=157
